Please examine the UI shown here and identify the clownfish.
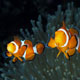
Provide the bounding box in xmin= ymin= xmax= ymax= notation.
xmin=48 ymin=21 xmax=80 ymax=59
xmin=6 ymin=37 xmax=44 ymax=62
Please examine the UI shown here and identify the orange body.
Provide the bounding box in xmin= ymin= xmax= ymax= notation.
xmin=24 ymin=46 xmax=35 ymax=60
xmin=6 ymin=37 xmax=44 ymax=62
xmin=7 ymin=39 xmax=35 ymax=62
xmin=48 ymin=21 xmax=79 ymax=59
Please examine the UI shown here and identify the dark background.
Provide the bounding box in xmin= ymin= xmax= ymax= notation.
xmin=0 ymin=0 xmax=80 ymax=41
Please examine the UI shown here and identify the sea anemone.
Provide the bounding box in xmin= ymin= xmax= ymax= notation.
xmin=0 ymin=2 xmax=80 ymax=80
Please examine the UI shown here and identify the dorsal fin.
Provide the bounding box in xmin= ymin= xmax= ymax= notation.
xmin=62 ymin=21 xmax=66 ymax=29
xmin=14 ymin=36 xmax=20 ymax=41
xmin=69 ymin=28 xmax=79 ymax=36
xmin=13 ymin=36 xmax=21 ymax=46
xmin=63 ymin=21 xmax=65 ymax=27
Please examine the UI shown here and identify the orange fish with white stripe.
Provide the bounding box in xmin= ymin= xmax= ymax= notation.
xmin=6 ymin=37 xmax=44 ymax=62
xmin=48 ymin=21 xmax=80 ymax=59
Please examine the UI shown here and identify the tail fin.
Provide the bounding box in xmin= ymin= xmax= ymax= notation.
xmin=36 ymin=33 xmax=51 ymax=48
xmin=35 ymin=43 xmax=44 ymax=55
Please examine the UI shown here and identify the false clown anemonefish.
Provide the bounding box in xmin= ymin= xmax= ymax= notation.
xmin=48 ymin=21 xmax=80 ymax=59
xmin=6 ymin=37 xmax=44 ymax=62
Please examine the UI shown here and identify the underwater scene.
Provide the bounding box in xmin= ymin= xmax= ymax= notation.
xmin=0 ymin=0 xmax=80 ymax=80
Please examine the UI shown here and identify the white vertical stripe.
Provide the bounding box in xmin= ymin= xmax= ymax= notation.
xmin=22 ymin=50 xmax=26 ymax=59
xmin=11 ymin=41 xmax=19 ymax=53
xmin=21 ymin=40 xmax=25 ymax=46
xmin=33 ymin=45 xmax=38 ymax=54
xmin=58 ymin=29 xmax=69 ymax=47
xmin=76 ymin=37 xmax=79 ymax=50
